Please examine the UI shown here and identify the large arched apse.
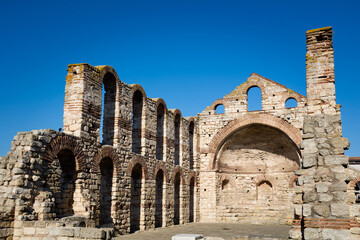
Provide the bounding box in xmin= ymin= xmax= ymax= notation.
xmin=215 ymin=124 xmax=300 ymax=224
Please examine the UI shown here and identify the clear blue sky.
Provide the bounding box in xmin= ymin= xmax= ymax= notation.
xmin=1 ymin=0 xmax=359 ymax=157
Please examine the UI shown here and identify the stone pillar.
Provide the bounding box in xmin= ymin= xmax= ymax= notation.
xmin=306 ymin=27 xmax=336 ymax=115
xmin=290 ymin=114 xmax=350 ymax=240
xmin=199 ymin=171 xmax=217 ymax=222
xmin=63 ymin=63 xmax=102 ymax=142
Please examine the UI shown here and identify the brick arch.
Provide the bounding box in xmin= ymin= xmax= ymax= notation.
xmin=208 ymin=113 xmax=302 ymax=169
xmin=154 ymin=98 xmax=168 ymax=112
xmin=126 ymin=155 xmax=148 ymax=179
xmin=154 ymin=162 xmax=169 ymax=182
xmin=349 ymin=177 xmax=360 ymax=188
xmin=187 ymin=117 xmax=195 ymax=129
xmin=241 ymin=81 xmax=266 ymax=96
xmin=43 ymin=134 xmax=86 ymax=172
xmin=171 ymin=109 xmax=182 ymax=119
xmin=92 ymin=145 xmax=121 ymax=175
xmin=96 ymin=65 xmax=121 ymax=86
xmin=187 ymin=171 xmax=198 ymax=186
xmin=210 ymin=99 xmax=229 ymax=111
xmin=253 ymin=175 xmax=274 ymax=188
xmin=171 ymin=166 xmax=184 ymax=185
xmin=130 ymin=84 xmax=147 ymax=99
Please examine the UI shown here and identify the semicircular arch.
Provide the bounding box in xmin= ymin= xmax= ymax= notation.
xmin=208 ymin=114 xmax=302 ymax=170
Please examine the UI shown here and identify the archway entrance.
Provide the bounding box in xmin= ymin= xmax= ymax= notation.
xmin=173 ymin=172 xmax=181 ymax=225
xmin=155 ymin=170 xmax=164 ymax=228
xmin=215 ymin=124 xmax=300 ymax=224
xmin=99 ymin=157 xmax=113 ymax=226
xmin=130 ymin=164 xmax=143 ymax=232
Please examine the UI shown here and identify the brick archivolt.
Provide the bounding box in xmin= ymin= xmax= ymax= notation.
xmin=126 ymin=155 xmax=148 ymax=179
xmin=154 ymin=161 xmax=169 ymax=182
xmin=96 ymin=65 xmax=121 ymax=85
xmin=187 ymin=171 xmax=198 ymax=185
xmin=171 ymin=166 xmax=185 ymax=184
xmin=210 ymin=99 xmax=229 ymax=110
xmin=92 ymin=145 xmax=121 ymax=175
xmin=43 ymin=135 xmax=86 ymax=171
xmin=207 ymin=113 xmax=302 ymax=170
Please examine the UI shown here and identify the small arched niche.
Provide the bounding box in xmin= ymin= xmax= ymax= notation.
xmin=257 ymin=180 xmax=273 ymax=201
xmin=247 ymin=86 xmax=262 ymax=111
xmin=285 ymin=98 xmax=297 ymax=108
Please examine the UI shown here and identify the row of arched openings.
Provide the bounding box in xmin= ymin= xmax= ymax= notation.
xmin=100 ymin=74 xmax=195 ymax=168
xmin=130 ymin=165 xmax=196 ymax=232
xmin=214 ymin=86 xmax=298 ymax=114
xmin=49 ymin=149 xmax=195 ymax=231
xmin=132 ymin=90 xmax=195 ymax=168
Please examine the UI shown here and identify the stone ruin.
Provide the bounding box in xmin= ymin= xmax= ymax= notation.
xmin=1 ymin=27 xmax=360 ymax=240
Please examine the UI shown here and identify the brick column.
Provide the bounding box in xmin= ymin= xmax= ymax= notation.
xmin=63 ymin=63 xmax=102 ymax=142
xmin=306 ymin=27 xmax=337 ymax=115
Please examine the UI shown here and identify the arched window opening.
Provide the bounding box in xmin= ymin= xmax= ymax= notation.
xmin=156 ymin=104 xmax=165 ymax=160
xmin=221 ymin=179 xmax=230 ymax=190
xmin=355 ymin=182 xmax=360 ymax=203
xmin=247 ymin=86 xmax=262 ymax=111
xmin=257 ymin=180 xmax=273 ymax=201
xmin=173 ymin=172 xmax=181 ymax=225
xmin=132 ymin=90 xmax=143 ymax=154
xmin=155 ymin=170 xmax=164 ymax=228
xmin=130 ymin=164 xmax=143 ymax=233
xmin=189 ymin=177 xmax=195 ymax=223
xmin=285 ymin=98 xmax=298 ymax=108
xmin=101 ymin=73 xmax=117 ymax=145
xmin=189 ymin=122 xmax=194 ymax=170
xmin=215 ymin=104 xmax=225 ymax=114
xmin=174 ymin=114 xmax=181 ymax=165
xmin=56 ymin=149 xmax=76 ymax=218
xmin=99 ymin=157 xmax=114 ymax=226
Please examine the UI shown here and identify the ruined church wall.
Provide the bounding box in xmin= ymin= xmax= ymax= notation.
xmin=0 ymin=128 xmax=199 ymax=239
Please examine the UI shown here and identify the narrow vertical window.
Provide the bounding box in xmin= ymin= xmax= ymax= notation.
xmin=132 ymin=90 xmax=143 ymax=154
xmin=130 ymin=164 xmax=142 ymax=233
xmin=174 ymin=114 xmax=180 ymax=165
xmin=189 ymin=122 xmax=194 ymax=169
xmin=247 ymin=86 xmax=262 ymax=111
xmin=174 ymin=172 xmax=181 ymax=225
xmin=155 ymin=170 xmax=164 ymax=228
xmin=101 ymin=73 xmax=116 ymax=145
xmin=156 ymin=104 xmax=165 ymax=160
xmin=99 ymin=157 xmax=113 ymax=225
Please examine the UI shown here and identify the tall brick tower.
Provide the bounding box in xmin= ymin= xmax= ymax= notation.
xmin=305 ymin=27 xmax=337 ymax=115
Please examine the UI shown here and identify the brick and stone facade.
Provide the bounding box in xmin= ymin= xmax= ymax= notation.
xmin=0 ymin=26 xmax=359 ymax=240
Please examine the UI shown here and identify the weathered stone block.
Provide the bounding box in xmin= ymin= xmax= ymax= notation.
xmin=313 ymin=204 xmax=330 ymax=217
xmin=318 ymin=193 xmax=333 ymax=202
xmin=304 ymin=228 xmax=320 ymax=239
xmin=316 ymin=183 xmax=329 ymax=193
xmin=321 ymin=229 xmax=350 ymax=240
xmin=330 ymin=137 xmax=350 ymax=149
xmin=330 ymin=203 xmax=349 ymax=218
xmin=324 ymin=155 xmax=348 ymax=165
